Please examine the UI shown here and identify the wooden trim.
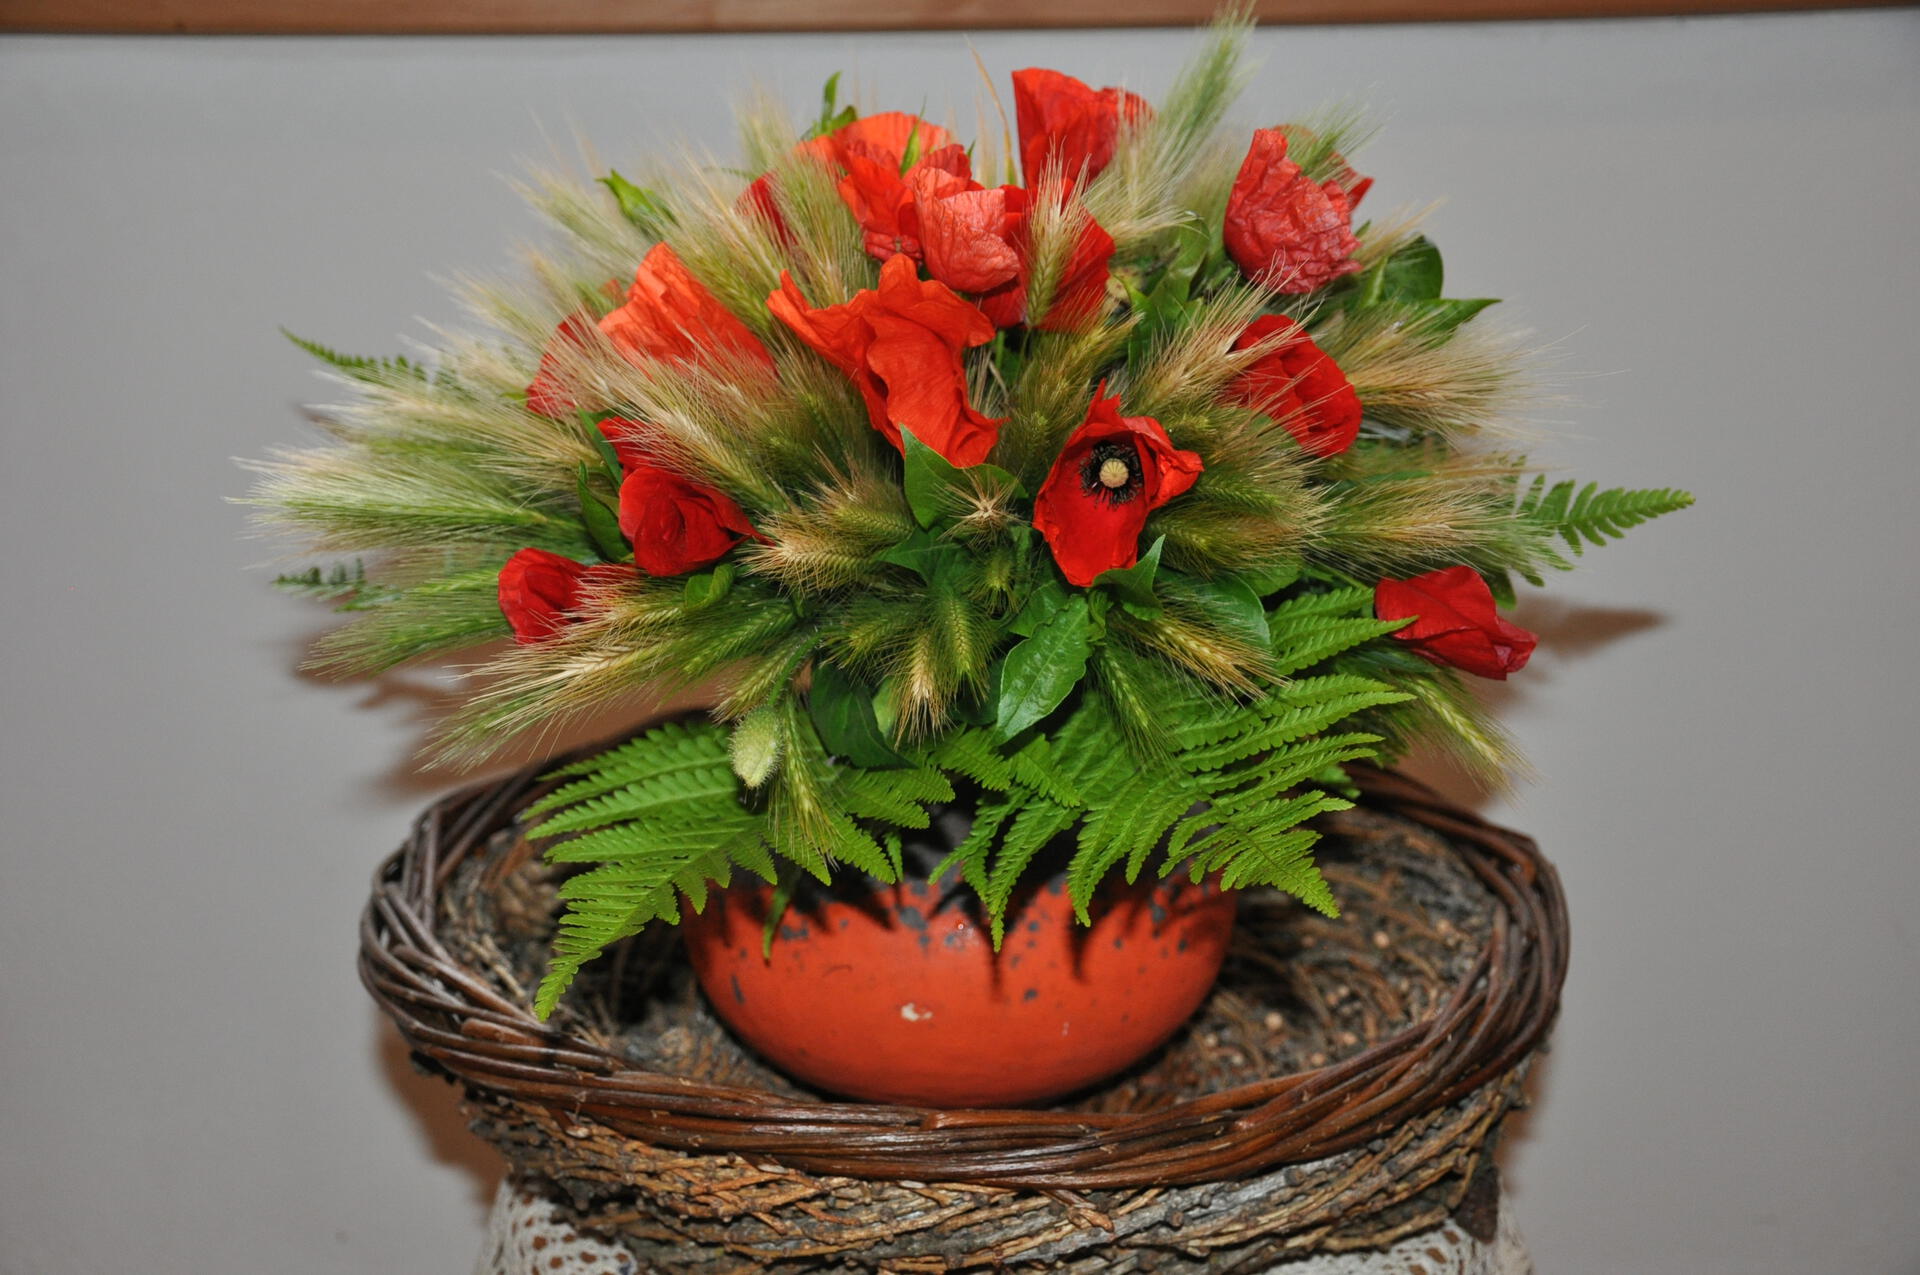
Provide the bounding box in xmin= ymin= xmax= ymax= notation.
xmin=2 ymin=0 xmax=1906 ymax=34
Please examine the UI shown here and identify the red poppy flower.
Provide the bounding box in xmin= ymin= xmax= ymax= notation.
xmin=1224 ymin=128 xmax=1362 ymax=295
xmin=913 ymin=172 xmax=1024 ymax=295
xmin=1012 ymin=68 xmax=1150 ymax=189
xmin=1374 ymin=567 xmax=1537 ymax=680
xmin=596 ymin=417 xmax=656 ymax=472
xmin=950 ymin=186 xmax=1114 ymax=333
xmin=738 ymin=172 xmax=794 ymax=245
xmin=1274 ymin=123 xmax=1373 ymax=211
xmin=1033 ymin=388 xmax=1203 ymax=587
xmin=801 ymin=112 xmax=963 ymax=262
xmin=497 ymin=547 xmax=626 ymax=644
xmin=904 ymin=176 xmax=1113 ymax=332
xmin=838 ymin=140 xmax=974 ymax=262
xmin=767 ymin=254 xmax=1004 ymax=467
xmin=1227 ymin=315 xmax=1363 ymax=458
xmin=599 ymin=243 xmax=773 ymax=371
xmin=524 ymin=311 xmax=597 ymax=418
xmin=802 ymin=111 xmax=956 ymax=172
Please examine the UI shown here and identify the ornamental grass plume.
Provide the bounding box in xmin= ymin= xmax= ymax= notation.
xmin=247 ymin=14 xmax=1691 ymax=1015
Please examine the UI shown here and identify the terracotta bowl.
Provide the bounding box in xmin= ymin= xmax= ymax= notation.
xmin=679 ymin=871 xmax=1237 ymax=1107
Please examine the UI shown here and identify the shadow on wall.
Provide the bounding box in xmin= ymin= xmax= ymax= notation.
xmin=1397 ymin=600 xmax=1668 ymax=811
xmin=377 ymin=1012 xmax=507 ymax=1219
xmin=280 ymin=617 xmax=719 ymax=802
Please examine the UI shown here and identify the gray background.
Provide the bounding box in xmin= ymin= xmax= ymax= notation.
xmin=3 ymin=12 xmax=1917 ymax=1274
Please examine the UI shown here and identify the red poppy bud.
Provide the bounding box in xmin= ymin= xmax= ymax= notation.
xmin=1227 ymin=315 xmax=1363 ymax=458
xmin=589 ymin=417 xmax=759 ymax=577
xmin=768 ymin=255 xmax=1003 ymax=467
xmin=1011 ymin=68 xmax=1150 ymax=190
xmin=1224 ymin=129 xmax=1361 ymax=295
xmin=1033 ymin=388 xmax=1203 ymax=587
xmin=496 ymin=548 xmax=623 ymax=644
xmin=617 ymin=460 xmax=760 ymax=578
xmin=1375 ymin=567 xmax=1537 ymax=680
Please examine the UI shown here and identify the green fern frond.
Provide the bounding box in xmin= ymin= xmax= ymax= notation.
xmin=1176 ymin=674 xmax=1410 ymax=771
xmin=928 ymin=728 xmax=1018 ymax=791
xmin=274 ymin=561 xmax=381 ymax=605
xmin=983 ymin=799 xmax=1078 ymax=946
xmin=1519 ymin=478 xmax=1695 ymax=557
xmin=1008 ymin=734 xmax=1086 ymax=808
xmin=527 ymin=718 xmax=774 ymax=1018
xmin=530 ymin=753 xmax=740 ymax=839
xmin=1266 ymin=586 xmax=1406 ymax=676
xmin=930 ymin=792 xmax=1014 ymax=900
xmin=1069 ymin=780 xmax=1197 ymax=918
xmin=533 ymin=719 xmax=733 ymax=812
xmin=1187 ymin=824 xmax=1335 ymax=909
xmin=282 ymin=330 xmax=431 ymax=384
xmin=836 ymin=764 xmax=956 ymax=828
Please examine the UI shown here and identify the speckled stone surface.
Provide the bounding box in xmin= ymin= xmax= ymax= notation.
xmin=475 ymin=1176 xmax=1532 ymax=1274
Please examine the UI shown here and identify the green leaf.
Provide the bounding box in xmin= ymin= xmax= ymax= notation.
xmin=1407 ymin=296 xmax=1498 ymax=337
xmin=899 ymin=426 xmax=1022 ymax=530
xmin=996 ymin=594 xmax=1094 ymax=740
xmin=682 ymin=562 xmax=737 ymax=607
xmin=1010 ymin=576 xmax=1072 ymax=637
xmin=1174 ymin=572 xmax=1270 ymax=649
xmin=577 ymin=467 xmax=630 ymax=563
xmin=876 ymin=528 xmax=968 ymax=581
xmin=1164 ymin=218 xmax=1213 ymax=297
xmin=1092 ymin=536 xmax=1164 ymax=618
xmin=585 ymin=419 xmax=626 ymax=486
xmin=803 ymin=72 xmax=858 ymax=140
xmin=1362 ymin=234 xmax=1444 ymax=305
xmin=600 ymin=170 xmax=674 ymax=231
xmin=809 ymin=660 xmax=909 ymax=767
xmin=1241 ymin=559 xmax=1304 ymax=598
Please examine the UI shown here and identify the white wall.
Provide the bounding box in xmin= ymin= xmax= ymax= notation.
xmin=2 ymin=13 xmax=1916 ymax=1274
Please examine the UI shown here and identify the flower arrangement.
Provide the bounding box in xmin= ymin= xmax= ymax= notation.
xmin=251 ymin=16 xmax=1689 ymax=1019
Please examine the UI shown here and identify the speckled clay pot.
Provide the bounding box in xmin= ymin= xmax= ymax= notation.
xmin=679 ymin=868 xmax=1237 ymax=1107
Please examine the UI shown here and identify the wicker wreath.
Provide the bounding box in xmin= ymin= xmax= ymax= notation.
xmin=361 ymin=759 xmax=1565 ymax=1271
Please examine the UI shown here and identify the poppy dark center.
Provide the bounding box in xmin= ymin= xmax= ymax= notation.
xmin=1079 ymin=441 xmax=1142 ymax=505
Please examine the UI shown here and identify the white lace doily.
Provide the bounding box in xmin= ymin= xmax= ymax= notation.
xmin=476 ymin=1175 xmax=1531 ymax=1275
